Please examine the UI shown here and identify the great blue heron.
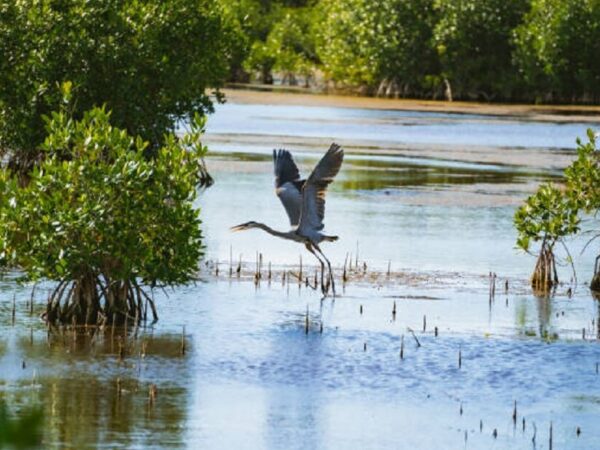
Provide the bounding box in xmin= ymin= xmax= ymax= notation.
xmin=231 ymin=143 xmax=344 ymax=296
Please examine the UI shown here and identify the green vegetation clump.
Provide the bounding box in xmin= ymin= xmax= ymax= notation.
xmin=514 ymin=183 xmax=579 ymax=291
xmin=317 ymin=0 xmax=438 ymax=96
xmin=433 ymin=0 xmax=530 ymax=101
xmin=0 ymin=94 xmax=206 ymax=325
xmin=221 ymin=0 xmax=600 ymax=103
xmin=514 ymin=130 xmax=600 ymax=292
xmin=0 ymin=0 xmax=235 ymax=171
xmin=564 ymin=131 xmax=600 ymax=289
xmin=514 ymin=0 xmax=600 ymax=103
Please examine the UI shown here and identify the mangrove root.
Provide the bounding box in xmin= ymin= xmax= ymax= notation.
xmin=591 ymin=255 xmax=600 ymax=292
xmin=43 ymin=273 xmax=158 ymax=327
xmin=531 ymin=244 xmax=558 ymax=293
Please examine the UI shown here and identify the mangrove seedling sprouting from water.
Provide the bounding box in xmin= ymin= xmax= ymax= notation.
xmin=514 ymin=183 xmax=579 ymax=292
xmin=0 ymin=101 xmax=207 ymax=325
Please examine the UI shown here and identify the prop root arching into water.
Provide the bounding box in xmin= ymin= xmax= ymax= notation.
xmin=590 ymin=254 xmax=600 ymax=292
xmin=43 ymin=273 xmax=158 ymax=326
xmin=531 ymin=243 xmax=558 ymax=293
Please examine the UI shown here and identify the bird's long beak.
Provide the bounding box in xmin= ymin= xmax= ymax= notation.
xmin=230 ymin=222 xmax=249 ymax=232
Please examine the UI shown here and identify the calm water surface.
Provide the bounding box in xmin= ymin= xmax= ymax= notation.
xmin=205 ymin=102 xmax=596 ymax=148
xmin=2 ymin=96 xmax=600 ymax=449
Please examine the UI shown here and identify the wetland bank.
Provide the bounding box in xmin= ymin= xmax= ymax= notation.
xmin=2 ymin=90 xmax=600 ymax=449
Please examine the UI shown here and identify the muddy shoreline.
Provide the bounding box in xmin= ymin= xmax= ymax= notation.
xmin=222 ymin=86 xmax=600 ymax=124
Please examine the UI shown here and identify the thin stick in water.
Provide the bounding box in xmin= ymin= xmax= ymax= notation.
xmin=11 ymin=293 xmax=16 ymax=326
xmin=181 ymin=325 xmax=186 ymax=355
xmin=343 ymin=253 xmax=348 ymax=283
xmin=30 ymin=284 xmax=36 ymax=316
xmin=304 ymin=306 xmax=309 ymax=335
xmin=407 ymin=327 xmax=421 ymax=348
xmin=400 ymin=335 xmax=404 ymax=360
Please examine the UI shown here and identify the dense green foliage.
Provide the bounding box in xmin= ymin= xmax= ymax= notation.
xmin=0 ymin=0 xmax=234 ymax=167
xmin=514 ymin=130 xmax=600 ymax=290
xmin=222 ymin=0 xmax=600 ymax=103
xmin=317 ymin=0 xmax=438 ymax=96
xmin=0 ymin=97 xmax=206 ymax=324
xmin=565 ymin=130 xmax=600 ymax=211
xmin=514 ymin=183 xmax=579 ymax=254
xmin=433 ymin=0 xmax=529 ymax=101
xmin=221 ymin=0 xmax=316 ymax=84
xmin=514 ymin=0 xmax=600 ymax=103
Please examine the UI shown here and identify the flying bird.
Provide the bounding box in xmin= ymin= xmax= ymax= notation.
xmin=231 ymin=143 xmax=344 ymax=296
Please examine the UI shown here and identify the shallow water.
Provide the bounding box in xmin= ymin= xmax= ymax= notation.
xmin=2 ymin=94 xmax=600 ymax=449
xmin=205 ymin=102 xmax=595 ymax=149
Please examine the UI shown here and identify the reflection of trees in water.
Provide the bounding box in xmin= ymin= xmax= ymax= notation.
xmin=535 ymin=294 xmax=552 ymax=338
xmin=514 ymin=294 xmax=553 ymax=338
xmin=7 ymin=330 xmax=192 ymax=448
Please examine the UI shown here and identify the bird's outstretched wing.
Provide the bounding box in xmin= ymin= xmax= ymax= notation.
xmin=297 ymin=143 xmax=344 ymax=234
xmin=273 ymin=149 xmax=304 ymax=226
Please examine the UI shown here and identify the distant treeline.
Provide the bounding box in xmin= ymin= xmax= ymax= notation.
xmin=220 ymin=0 xmax=600 ymax=103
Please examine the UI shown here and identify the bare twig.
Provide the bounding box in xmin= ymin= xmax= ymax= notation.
xmin=406 ymin=327 xmax=421 ymax=348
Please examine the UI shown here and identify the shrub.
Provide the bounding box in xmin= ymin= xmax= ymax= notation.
xmin=0 ymin=98 xmax=206 ymax=325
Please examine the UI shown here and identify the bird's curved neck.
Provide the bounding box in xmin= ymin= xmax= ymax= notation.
xmin=254 ymin=223 xmax=299 ymax=241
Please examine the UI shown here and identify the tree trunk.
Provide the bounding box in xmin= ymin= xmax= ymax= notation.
xmin=444 ymin=78 xmax=453 ymax=102
xmin=531 ymin=243 xmax=558 ymax=294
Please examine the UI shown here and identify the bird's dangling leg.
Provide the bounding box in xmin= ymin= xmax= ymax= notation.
xmin=305 ymin=243 xmax=326 ymax=295
xmin=314 ymin=244 xmax=336 ymax=298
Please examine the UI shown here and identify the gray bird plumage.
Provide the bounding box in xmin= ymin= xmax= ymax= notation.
xmin=297 ymin=143 xmax=343 ymax=237
xmin=273 ymin=149 xmax=304 ymax=226
xmin=232 ymin=143 xmax=344 ymax=296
